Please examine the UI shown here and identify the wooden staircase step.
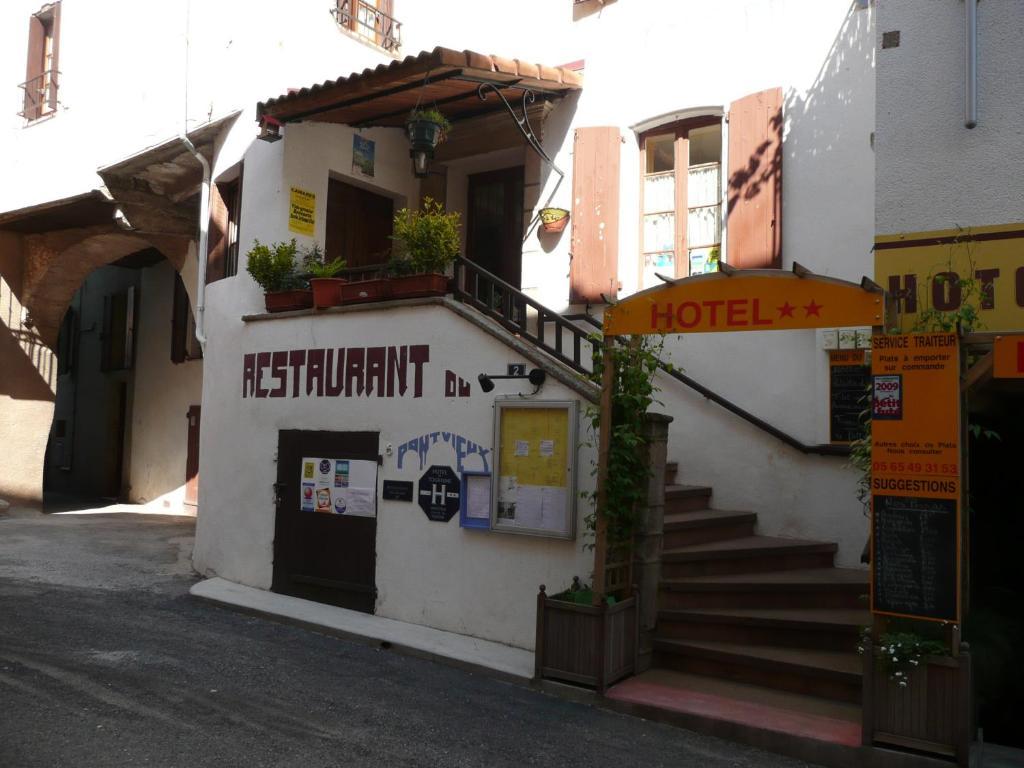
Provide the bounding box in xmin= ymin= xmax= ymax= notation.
xmin=659 ymin=568 xmax=869 ymax=610
xmin=664 ymin=485 xmax=713 ymax=514
xmin=653 ymin=638 xmax=862 ymax=703
xmin=656 ymin=608 xmax=869 ymax=651
xmin=661 ymin=536 xmax=837 ymax=577
xmin=663 ymin=510 xmax=757 ymax=547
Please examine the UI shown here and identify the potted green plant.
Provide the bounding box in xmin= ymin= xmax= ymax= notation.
xmin=388 ymin=197 xmax=460 ymax=299
xmin=245 ymin=239 xmax=311 ymax=313
xmin=539 ymin=207 xmax=570 ymax=234
xmin=405 ymin=107 xmax=451 ymax=151
xmin=302 ymin=243 xmax=347 ymax=309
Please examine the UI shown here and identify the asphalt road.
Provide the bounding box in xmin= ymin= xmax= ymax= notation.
xmin=0 ymin=506 xmax=817 ymax=768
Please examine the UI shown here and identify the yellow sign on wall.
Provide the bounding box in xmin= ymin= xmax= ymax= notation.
xmin=875 ymin=223 xmax=1024 ymax=333
xmin=288 ymin=186 xmax=316 ymax=236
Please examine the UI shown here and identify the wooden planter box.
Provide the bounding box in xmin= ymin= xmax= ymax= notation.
xmin=863 ymin=644 xmax=972 ymax=766
xmin=340 ymin=278 xmax=392 ymax=305
xmin=534 ymin=586 xmax=638 ymax=692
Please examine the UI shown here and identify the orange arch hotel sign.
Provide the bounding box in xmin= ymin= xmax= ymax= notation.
xmin=603 ymin=271 xmax=884 ymax=336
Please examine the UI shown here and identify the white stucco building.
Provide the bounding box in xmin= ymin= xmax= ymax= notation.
xmin=0 ymin=0 xmax=893 ymax=749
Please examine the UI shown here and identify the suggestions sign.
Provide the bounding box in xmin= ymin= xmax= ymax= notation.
xmin=870 ymin=332 xmax=960 ymax=623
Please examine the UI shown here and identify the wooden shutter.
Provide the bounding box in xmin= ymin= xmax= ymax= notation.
xmin=47 ymin=2 xmax=61 ymax=112
xmin=206 ymin=181 xmax=229 ymax=283
xmin=377 ymin=0 xmax=394 ymax=47
xmin=726 ymin=88 xmax=783 ymax=269
xmin=570 ymin=127 xmax=620 ymax=304
xmin=24 ymin=14 xmax=45 ymax=120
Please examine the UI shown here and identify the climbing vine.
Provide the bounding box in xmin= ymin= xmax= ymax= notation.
xmin=582 ymin=334 xmax=666 ymax=552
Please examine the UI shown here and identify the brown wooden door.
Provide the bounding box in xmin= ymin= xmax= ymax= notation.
xmin=184 ymin=405 xmax=200 ymax=510
xmin=272 ymin=430 xmax=379 ymax=613
xmin=324 ymin=178 xmax=394 ymax=268
xmin=467 ymin=166 xmax=524 ymax=288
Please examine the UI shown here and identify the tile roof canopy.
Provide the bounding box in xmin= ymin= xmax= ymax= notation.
xmin=257 ymin=47 xmax=582 ymax=128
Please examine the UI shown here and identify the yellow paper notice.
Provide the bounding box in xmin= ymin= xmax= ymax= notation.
xmin=288 ymin=187 xmax=316 ymax=236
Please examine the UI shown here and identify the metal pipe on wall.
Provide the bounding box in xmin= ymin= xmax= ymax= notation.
xmin=965 ymin=0 xmax=978 ymax=128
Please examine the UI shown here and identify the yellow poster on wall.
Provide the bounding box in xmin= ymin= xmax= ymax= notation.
xmin=875 ymin=222 xmax=1024 ymax=333
xmin=288 ymin=186 xmax=316 ymax=236
xmin=493 ymin=401 xmax=577 ymax=539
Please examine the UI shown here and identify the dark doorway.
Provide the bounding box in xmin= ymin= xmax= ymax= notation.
xmin=467 ymin=166 xmax=524 ymax=288
xmin=273 ymin=430 xmax=379 ymax=613
xmin=324 ymin=178 xmax=394 ymax=268
xmin=184 ymin=405 xmax=201 ymax=513
xmin=107 ymin=382 xmax=128 ymax=499
xmin=965 ymin=382 xmax=1024 ymax=748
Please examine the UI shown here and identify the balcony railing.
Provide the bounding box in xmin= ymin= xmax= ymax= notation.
xmin=18 ymin=69 xmax=59 ymax=121
xmin=332 ymin=1 xmax=401 ymax=53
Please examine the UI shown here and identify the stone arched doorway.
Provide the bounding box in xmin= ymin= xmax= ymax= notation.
xmin=0 ymin=214 xmax=201 ymax=512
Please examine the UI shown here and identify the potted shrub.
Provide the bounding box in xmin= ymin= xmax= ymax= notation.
xmin=539 ymin=207 xmax=570 ymax=234
xmin=405 ymin=107 xmax=451 ymax=151
xmin=388 ymin=197 xmax=460 ymax=299
xmin=302 ymin=243 xmax=347 ymax=309
xmin=245 ymin=239 xmax=311 ymax=313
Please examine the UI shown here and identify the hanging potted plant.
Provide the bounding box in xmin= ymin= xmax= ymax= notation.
xmin=302 ymin=243 xmax=347 ymax=309
xmin=387 ymin=197 xmax=460 ymax=299
xmin=539 ymin=207 xmax=570 ymax=234
xmin=245 ymin=238 xmax=312 ymax=313
xmin=405 ymin=107 xmax=451 ymax=151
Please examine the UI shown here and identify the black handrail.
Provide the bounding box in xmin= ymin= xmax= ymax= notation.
xmin=452 ymin=257 xmax=848 ymax=457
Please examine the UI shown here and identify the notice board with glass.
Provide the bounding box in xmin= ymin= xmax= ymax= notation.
xmin=491 ymin=400 xmax=578 ymax=539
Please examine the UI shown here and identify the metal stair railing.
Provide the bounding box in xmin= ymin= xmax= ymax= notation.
xmin=450 ymin=256 xmax=848 ymax=457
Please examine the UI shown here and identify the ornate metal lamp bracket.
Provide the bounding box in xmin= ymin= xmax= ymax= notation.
xmin=477 ymin=82 xmax=565 ymax=238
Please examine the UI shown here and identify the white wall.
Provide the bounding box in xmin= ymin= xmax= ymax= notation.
xmin=194 ymin=303 xmax=596 ymax=650
xmin=875 ymin=0 xmax=1024 ymax=234
xmin=0 ymin=0 xmax=394 ymax=214
xmin=127 ymin=260 xmax=203 ymax=513
xmin=196 ymin=0 xmax=878 ymax=579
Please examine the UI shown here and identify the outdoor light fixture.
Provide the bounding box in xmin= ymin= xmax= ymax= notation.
xmin=477 ymin=368 xmax=546 ymax=393
xmin=410 ymin=148 xmax=431 ymax=178
xmin=258 ymin=115 xmax=282 ymax=142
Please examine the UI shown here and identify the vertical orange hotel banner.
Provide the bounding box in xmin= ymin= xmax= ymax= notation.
xmin=870 ymin=332 xmax=961 ymax=624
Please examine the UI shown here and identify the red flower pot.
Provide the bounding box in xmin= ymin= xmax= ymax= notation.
xmin=310 ymin=277 xmax=346 ymax=309
xmin=539 ymin=207 xmax=570 ymax=233
xmin=264 ymin=289 xmax=313 ymax=313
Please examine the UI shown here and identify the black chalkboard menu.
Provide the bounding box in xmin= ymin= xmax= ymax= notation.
xmin=872 ymin=495 xmax=958 ymax=622
xmin=829 ymin=352 xmax=870 ymax=443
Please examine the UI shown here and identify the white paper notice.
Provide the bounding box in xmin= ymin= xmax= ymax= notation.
xmin=466 ymin=476 xmax=490 ymax=519
xmin=347 ymin=460 xmax=379 ymax=490
xmin=514 ymin=440 xmax=530 ymax=457
xmin=344 ymin=487 xmax=376 ymax=517
xmin=539 ymin=439 xmax=555 ymax=458
xmin=515 ymin=485 xmax=544 ymax=528
xmin=541 ymin=486 xmax=567 ymax=533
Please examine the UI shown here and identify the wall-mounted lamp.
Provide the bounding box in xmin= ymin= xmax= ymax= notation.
xmin=478 ymin=368 xmax=546 ymax=393
xmin=258 ymin=115 xmax=282 ymax=142
xmin=411 ymin=147 xmax=432 ymax=178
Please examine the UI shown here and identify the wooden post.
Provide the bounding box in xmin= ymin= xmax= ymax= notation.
xmin=534 ymin=585 xmax=546 ymax=681
xmin=957 ymin=642 xmax=972 ymax=767
xmin=861 ymin=628 xmax=875 ymax=747
xmin=592 ymin=340 xmax=615 ymax=604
